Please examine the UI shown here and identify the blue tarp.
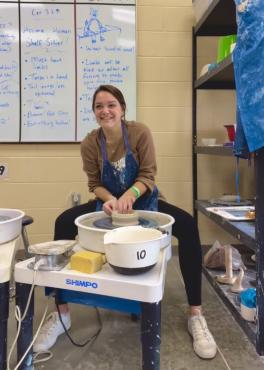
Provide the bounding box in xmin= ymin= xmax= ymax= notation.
xmin=233 ymin=0 xmax=264 ymax=158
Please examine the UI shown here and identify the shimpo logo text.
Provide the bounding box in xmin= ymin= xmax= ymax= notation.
xmin=65 ymin=278 xmax=98 ymax=289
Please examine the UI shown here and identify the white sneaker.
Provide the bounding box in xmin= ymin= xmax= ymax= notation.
xmin=188 ymin=315 xmax=217 ymax=359
xmin=33 ymin=312 xmax=71 ymax=352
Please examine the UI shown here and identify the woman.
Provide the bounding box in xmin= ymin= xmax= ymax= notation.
xmin=34 ymin=85 xmax=217 ymax=359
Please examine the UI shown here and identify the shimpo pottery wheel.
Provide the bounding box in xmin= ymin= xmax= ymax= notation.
xmin=75 ymin=210 xmax=175 ymax=253
xmin=0 ymin=208 xmax=25 ymax=244
xmin=104 ymin=226 xmax=168 ymax=275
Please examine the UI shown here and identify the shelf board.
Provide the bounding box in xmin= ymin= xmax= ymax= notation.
xmin=195 ymin=55 xmax=235 ymax=89
xmin=195 ymin=145 xmax=234 ymax=156
xmin=196 ymin=200 xmax=256 ymax=251
xmin=202 ymin=264 xmax=256 ymax=345
xmin=194 ymin=0 xmax=237 ymax=36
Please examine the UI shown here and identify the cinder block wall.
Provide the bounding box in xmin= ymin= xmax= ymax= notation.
xmin=0 ymin=0 xmax=254 ymax=245
xmin=137 ymin=0 xmax=194 ymax=212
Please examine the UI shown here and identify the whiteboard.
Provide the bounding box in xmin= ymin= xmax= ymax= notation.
xmin=0 ymin=3 xmax=20 ymax=142
xmin=0 ymin=1 xmax=136 ymax=143
xmin=76 ymin=4 xmax=136 ymax=140
xmin=20 ymin=0 xmax=136 ymax=5
xmin=21 ymin=0 xmax=135 ymax=4
xmin=20 ymin=4 xmax=76 ymax=142
xmin=77 ymin=0 xmax=135 ymax=4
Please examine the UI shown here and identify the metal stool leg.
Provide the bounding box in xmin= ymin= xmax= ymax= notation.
xmin=0 ymin=282 xmax=9 ymax=370
xmin=21 ymin=216 xmax=34 ymax=259
xmin=16 ymin=282 xmax=34 ymax=370
xmin=141 ymin=301 xmax=161 ymax=370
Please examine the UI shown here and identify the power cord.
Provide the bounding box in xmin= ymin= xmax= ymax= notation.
xmin=55 ymin=293 xmax=103 ymax=348
xmin=7 ymin=258 xmax=52 ymax=370
xmin=7 ymin=258 xmax=102 ymax=369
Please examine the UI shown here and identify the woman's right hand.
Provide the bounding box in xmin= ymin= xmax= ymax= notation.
xmin=103 ymin=197 xmax=117 ymax=215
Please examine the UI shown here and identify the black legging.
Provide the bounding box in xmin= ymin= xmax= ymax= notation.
xmin=55 ymin=200 xmax=202 ymax=306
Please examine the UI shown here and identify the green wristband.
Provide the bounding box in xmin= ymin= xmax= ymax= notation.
xmin=131 ymin=185 xmax=141 ymax=199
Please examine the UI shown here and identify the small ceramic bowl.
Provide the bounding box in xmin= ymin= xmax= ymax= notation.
xmin=201 ymin=138 xmax=217 ymax=146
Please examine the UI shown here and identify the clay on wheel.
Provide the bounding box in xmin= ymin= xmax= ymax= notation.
xmin=111 ymin=210 xmax=139 ymax=226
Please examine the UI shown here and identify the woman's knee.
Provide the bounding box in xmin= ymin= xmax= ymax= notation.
xmin=180 ymin=210 xmax=196 ymax=228
xmin=55 ymin=207 xmax=77 ymax=229
xmin=54 ymin=201 xmax=96 ymax=240
xmin=174 ymin=214 xmax=198 ymax=238
xmin=166 ymin=206 xmax=199 ymax=239
xmin=159 ymin=200 xmax=197 ymax=230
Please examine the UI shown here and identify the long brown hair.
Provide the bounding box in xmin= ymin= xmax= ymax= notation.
xmin=92 ymin=85 xmax=126 ymax=118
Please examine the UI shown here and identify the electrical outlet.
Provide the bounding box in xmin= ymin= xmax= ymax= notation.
xmin=71 ymin=192 xmax=81 ymax=207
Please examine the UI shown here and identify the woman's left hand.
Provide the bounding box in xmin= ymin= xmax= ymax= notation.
xmin=117 ymin=193 xmax=136 ymax=213
xmin=103 ymin=197 xmax=117 ymax=215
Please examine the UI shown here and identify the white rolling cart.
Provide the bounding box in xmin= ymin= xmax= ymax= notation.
xmin=14 ymin=246 xmax=171 ymax=370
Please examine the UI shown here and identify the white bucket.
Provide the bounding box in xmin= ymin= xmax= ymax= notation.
xmin=104 ymin=226 xmax=167 ymax=270
xmin=0 ymin=208 xmax=25 ymax=244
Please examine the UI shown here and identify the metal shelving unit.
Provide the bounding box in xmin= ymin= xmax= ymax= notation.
xmin=195 ymin=145 xmax=233 ymax=156
xmin=194 ymin=0 xmax=236 ymax=36
xmin=196 ymin=201 xmax=256 ymax=251
xmin=202 ymin=264 xmax=256 ymax=344
xmin=195 ymin=55 xmax=234 ymax=89
xmin=192 ymin=0 xmax=264 ymax=354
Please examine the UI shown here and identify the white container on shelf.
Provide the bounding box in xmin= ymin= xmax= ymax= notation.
xmin=201 ymin=138 xmax=216 ymax=146
xmin=193 ymin=0 xmax=213 ymax=23
xmin=240 ymin=303 xmax=256 ymax=322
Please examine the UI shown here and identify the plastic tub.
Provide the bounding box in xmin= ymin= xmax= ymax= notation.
xmin=0 ymin=208 xmax=25 ymax=244
xmin=75 ymin=210 xmax=175 ymax=253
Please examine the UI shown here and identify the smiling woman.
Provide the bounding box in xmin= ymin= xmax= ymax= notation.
xmin=93 ymin=91 xmax=124 ymax=131
xmin=84 ymin=84 xmax=155 ymax=214
xmin=33 ymin=84 xmax=217 ymax=360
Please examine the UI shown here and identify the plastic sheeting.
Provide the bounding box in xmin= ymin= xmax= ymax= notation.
xmin=233 ymin=0 xmax=264 ymax=158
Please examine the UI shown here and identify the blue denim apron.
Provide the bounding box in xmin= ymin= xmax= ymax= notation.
xmin=233 ymin=0 xmax=264 ymax=158
xmin=96 ymin=121 xmax=158 ymax=211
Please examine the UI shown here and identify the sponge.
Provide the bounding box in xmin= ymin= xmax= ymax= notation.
xmin=70 ymin=250 xmax=106 ymax=274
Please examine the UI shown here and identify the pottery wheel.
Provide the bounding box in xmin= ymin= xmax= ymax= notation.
xmin=93 ymin=217 xmax=159 ymax=230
